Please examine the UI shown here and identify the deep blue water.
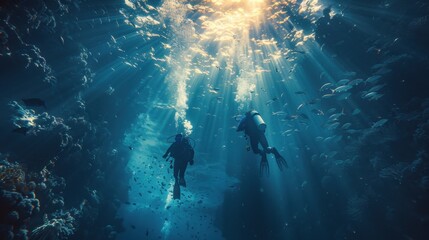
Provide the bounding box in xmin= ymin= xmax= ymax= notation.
xmin=1 ymin=0 xmax=429 ymax=239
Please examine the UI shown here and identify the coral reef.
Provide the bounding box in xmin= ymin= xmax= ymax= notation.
xmin=0 ymin=160 xmax=41 ymax=239
xmin=0 ymin=161 xmax=26 ymax=191
xmin=30 ymin=210 xmax=77 ymax=240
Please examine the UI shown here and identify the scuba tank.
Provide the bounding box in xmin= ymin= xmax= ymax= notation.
xmin=249 ymin=110 xmax=266 ymax=132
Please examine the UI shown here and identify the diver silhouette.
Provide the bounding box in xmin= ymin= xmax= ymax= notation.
xmin=237 ymin=110 xmax=288 ymax=175
xmin=163 ymin=134 xmax=194 ymax=194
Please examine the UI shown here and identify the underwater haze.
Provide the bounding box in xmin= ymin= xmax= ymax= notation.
xmin=1 ymin=0 xmax=429 ymax=239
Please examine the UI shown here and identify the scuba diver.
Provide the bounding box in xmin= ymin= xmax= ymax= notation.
xmin=237 ymin=110 xmax=288 ymax=175
xmin=163 ymin=134 xmax=194 ymax=199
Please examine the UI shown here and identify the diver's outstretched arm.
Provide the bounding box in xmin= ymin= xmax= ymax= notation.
xmin=163 ymin=143 xmax=174 ymax=158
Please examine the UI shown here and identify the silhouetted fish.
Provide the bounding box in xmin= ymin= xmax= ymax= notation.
xmin=22 ymin=98 xmax=46 ymax=108
xmin=12 ymin=127 xmax=29 ymax=135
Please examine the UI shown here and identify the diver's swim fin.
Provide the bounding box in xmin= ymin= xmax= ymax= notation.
xmin=271 ymin=147 xmax=288 ymax=171
xmin=173 ymin=183 xmax=181 ymax=199
xmin=276 ymin=156 xmax=288 ymax=171
xmin=259 ymin=154 xmax=269 ymax=176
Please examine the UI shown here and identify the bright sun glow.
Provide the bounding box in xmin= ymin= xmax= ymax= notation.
xmin=210 ymin=0 xmax=265 ymax=6
xmin=123 ymin=0 xmax=321 ymax=126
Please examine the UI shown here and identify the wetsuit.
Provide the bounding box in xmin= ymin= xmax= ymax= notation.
xmin=237 ymin=113 xmax=268 ymax=155
xmin=164 ymin=140 xmax=194 ymax=182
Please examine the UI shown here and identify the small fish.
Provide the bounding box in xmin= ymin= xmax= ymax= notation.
xmin=329 ymin=111 xmax=344 ymax=121
xmin=282 ymin=129 xmax=294 ymax=135
xmin=327 ymin=108 xmax=337 ymax=114
xmin=323 ymin=136 xmax=334 ymax=142
xmin=295 ymin=91 xmax=306 ymax=95
xmin=22 ymin=98 xmax=46 ymax=108
xmin=284 ymin=115 xmax=299 ymax=120
xmin=366 ymin=46 xmax=379 ymax=53
xmin=322 ymin=93 xmax=335 ymax=98
xmin=365 ymin=75 xmax=382 ymax=84
xmin=368 ymin=84 xmax=386 ymax=92
xmin=333 ymin=85 xmax=353 ymax=93
xmin=348 ymin=78 xmax=364 ymax=86
xmin=341 ymin=123 xmax=352 ymax=129
xmin=80 ymin=199 xmax=87 ymax=210
xmin=131 ymin=225 xmax=136 ymax=229
xmin=372 ymin=118 xmax=388 ymax=128
xmin=320 ymin=83 xmax=333 ymax=91
xmin=352 ymin=109 xmax=361 ymax=115
xmin=346 ymin=129 xmax=360 ymax=134
xmin=336 ymin=79 xmax=350 ymax=86
xmin=266 ymin=97 xmax=279 ymax=105
xmin=328 ymin=122 xmax=340 ymax=130
xmin=369 ymin=93 xmax=384 ymax=101
xmin=111 ymin=35 xmax=117 ymax=44
xmin=272 ymin=111 xmax=287 ymax=116
xmin=362 ymin=91 xmax=378 ymax=99
xmin=297 ymin=103 xmax=305 ymax=111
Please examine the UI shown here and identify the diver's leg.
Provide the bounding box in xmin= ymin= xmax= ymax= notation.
xmin=173 ymin=160 xmax=179 ymax=183
xmin=250 ymin=137 xmax=262 ymax=155
xmin=258 ymin=133 xmax=277 ymax=156
xmin=180 ymin=161 xmax=188 ymax=179
xmin=259 ymin=133 xmax=269 ymax=152
xmin=178 ymin=159 xmax=187 ymax=187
